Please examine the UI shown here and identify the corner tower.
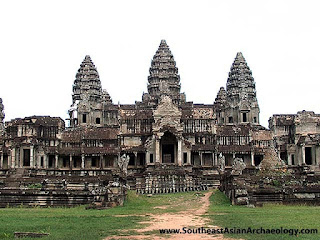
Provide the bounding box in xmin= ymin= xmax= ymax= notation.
xmin=224 ymin=52 xmax=260 ymax=124
xmin=213 ymin=87 xmax=227 ymax=124
xmin=142 ymin=40 xmax=186 ymax=105
xmin=69 ymin=55 xmax=112 ymax=127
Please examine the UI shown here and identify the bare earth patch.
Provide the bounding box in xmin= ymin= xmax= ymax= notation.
xmin=105 ymin=191 xmax=238 ymax=240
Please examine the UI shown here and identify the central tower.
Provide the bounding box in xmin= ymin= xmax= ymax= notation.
xmin=143 ymin=40 xmax=185 ymax=105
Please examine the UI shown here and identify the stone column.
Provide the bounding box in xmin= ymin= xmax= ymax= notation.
xmin=11 ymin=148 xmax=16 ymax=168
xmin=187 ymin=151 xmax=191 ymax=165
xmin=70 ymin=154 xmax=73 ymax=170
xmin=43 ymin=155 xmax=48 ymax=168
xmin=100 ymin=154 xmax=103 ymax=169
xmin=30 ymin=146 xmax=34 ymax=168
xmin=200 ymin=152 xmax=203 ymax=166
xmin=251 ymin=152 xmax=255 ymax=166
xmin=302 ymin=145 xmax=306 ymax=165
xmin=55 ymin=155 xmax=59 ymax=169
xmin=146 ymin=151 xmax=150 ymax=165
xmin=287 ymin=154 xmax=292 ymax=166
xmin=177 ymin=139 xmax=182 ymax=166
xmin=36 ymin=156 xmax=40 ymax=168
xmin=0 ymin=153 xmax=3 ymax=169
xmin=214 ymin=152 xmax=217 ymax=166
xmin=312 ymin=146 xmax=316 ymax=165
xmin=81 ymin=154 xmax=85 ymax=169
xmin=315 ymin=147 xmax=320 ymax=165
xmin=134 ymin=152 xmax=138 ymax=167
xmin=19 ymin=148 xmax=23 ymax=168
xmin=212 ymin=153 xmax=215 ymax=166
xmin=155 ymin=138 xmax=160 ymax=163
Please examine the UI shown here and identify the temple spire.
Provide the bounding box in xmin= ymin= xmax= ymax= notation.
xmin=72 ymin=55 xmax=104 ymax=104
xmin=223 ymin=52 xmax=260 ymax=124
xmin=143 ymin=40 xmax=185 ymax=105
xmin=214 ymin=87 xmax=227 ymax=110
xmin=226 ymin=52 xmax=256 ymax=98
xmin=69 ymin=55 xmax=112 ymax=128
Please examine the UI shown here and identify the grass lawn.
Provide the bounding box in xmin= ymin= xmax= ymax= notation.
xmin=0 ymin=191 xmax=201 ymax=240
xmin=1 ymin=190 xmax=319 ymax=240
xmin=209 ymin=190 xmax=320 ymax=240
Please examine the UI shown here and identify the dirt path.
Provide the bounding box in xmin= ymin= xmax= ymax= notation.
xmin=105 ymin=191 xmax=236 ymax=240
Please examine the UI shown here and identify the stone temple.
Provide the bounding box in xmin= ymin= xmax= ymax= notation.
xmin=0 ymin=40 xmax=320 ymax=206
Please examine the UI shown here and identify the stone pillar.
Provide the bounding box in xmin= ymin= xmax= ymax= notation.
xmin=155 ymin=138 xmax=160 ymax=163
xmin=36 ymin=156 xmax=40 ymax=168
xmin=287 ymin=154 xmax=292 ymax=166
xmin=0 ymin=153 xmax=3 ymax=169
xmin=251 ymin=152 xmax=255 ymax=166
xmin=312 ymin=146 xmax=316 ymax=165
xmin=200 ymin=152 xmax=203 ymax=166
xmin=302 ymin=145 xmax=306 ymax=165
xmin=81 ymin=154 xmax=85 ymax=169
xmin=11 ymin=148 xmax=16 ymax=168
xmin=187 ymin=151 xmax=191 ymax=165
xmin=55 ymin=155 xmax=59 ymax=169
xmin=177 ymin=139 xmax=182 ymax=166
xmin=30 ymin=146 xmax=34 ymax=168
xmin=315 ymin=147 xmax=320 ymax=165
xmin=70 ymin=154 xmax=73 ymax=170
xmin=43 ymin=155 xmax=48 ymax=168
xmin=214 ymin=152 xmax=217 ymax=166
xmin=100 ymin=154 xmax=103 ymax=169
xmin=19 ymin=148 xmax=23 ymax=168
xmin=212 ymin=153 xmax=215 ymax=166
xmin=134 ymin=152 xmax=137 ymax=167
xmin=146 ymin=151 xmax=150 ymax=165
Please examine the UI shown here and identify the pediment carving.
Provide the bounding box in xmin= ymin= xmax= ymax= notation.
xmin=153 ymin=96 xmax=183 ymax=134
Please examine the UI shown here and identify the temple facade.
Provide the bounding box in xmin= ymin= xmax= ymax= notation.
xmin=0 ymin=40 xmax=318 ymax=178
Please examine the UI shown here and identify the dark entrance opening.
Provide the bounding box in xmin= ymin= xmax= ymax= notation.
xmin=137 ymin=153 xmax=145 ymax=166
xmin=62 ymin=156 xmax=69 ymax=168
xmin=128 ymin=153 xmax=135 ymax=166
xmin=291 ymin=155 xmax=295 ymax=165
xmin=161 ymin=131 xmax=176 ymax=164
xmin=305 ymin=147 xmax=312 ymax=165
xmin=183 ymin=152 xmax=187 ymax=164
xmin=162 ymin=144 xmax=174 ymax=163
xmin=48 ymin=155 xmax=55 ymax=168
xmin=23 ymin=149 xmax=30 ymax=166
xmin=3 ymin=155 xmax=8 ymax=168
xmin=242 ymin=112 xmax=247 ymax=122
xmin=254 ymin=155 xmax=263 ymax=166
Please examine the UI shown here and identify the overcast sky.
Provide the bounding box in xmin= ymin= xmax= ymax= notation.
xmin=0 ymin=0 xmax=319 ymax=128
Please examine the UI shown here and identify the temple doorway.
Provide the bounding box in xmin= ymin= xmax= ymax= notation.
xmin=161 ymin=131 xmax=176 ymax=164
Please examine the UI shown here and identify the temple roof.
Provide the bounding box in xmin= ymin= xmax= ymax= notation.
xmin=226 ymin=52 xmax=257 ymax=98
xmin=72 ymin=55 xmax=109 ymax=104
xmin=213 ymin=87 xmax=227 ymax=111
xmin=146 ymin=40 xmax=182 ymax=103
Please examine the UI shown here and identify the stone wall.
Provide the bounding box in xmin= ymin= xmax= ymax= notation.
xmin=0 ymin=169 xmax=127 ymax=208
xmin=220 ymin=166 xmax=320 ymax=206
xmin=135 ymin=165 xmax=220 ymax=194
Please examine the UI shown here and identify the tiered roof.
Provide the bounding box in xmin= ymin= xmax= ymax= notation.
xmin=72 ymin=55 xmax=111 ymax=104
xmin=226 ymin=52 xmax=257 ymax=99
xmin=213 ymin=87 xmax=227 ymax=111
xmin=147 ymin=40 xmax=181 ymax=103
